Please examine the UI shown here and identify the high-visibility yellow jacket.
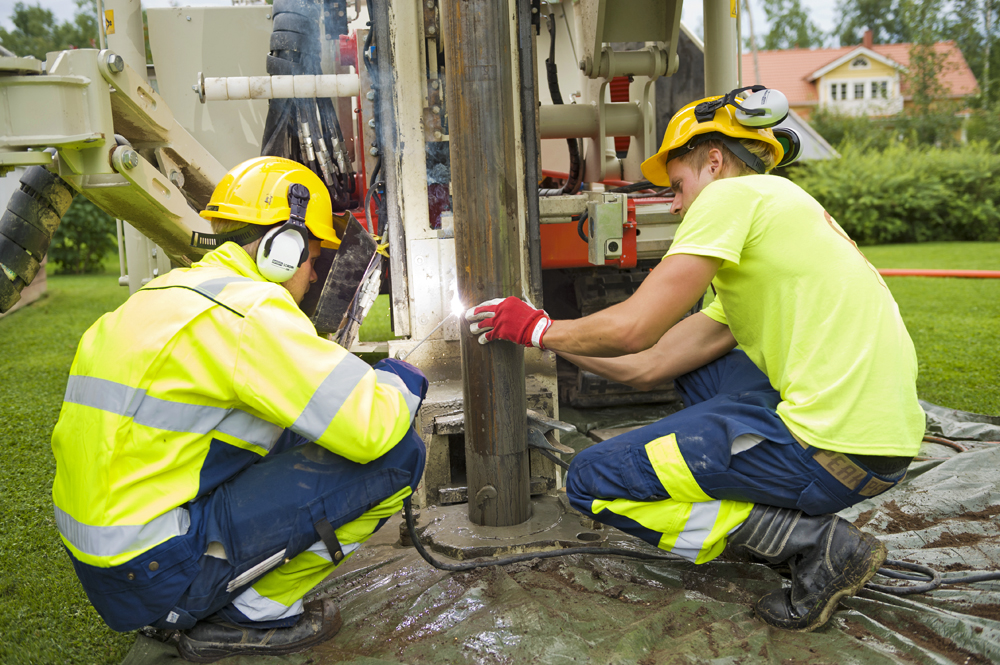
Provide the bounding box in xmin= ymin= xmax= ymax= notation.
xmin=50 ymin=242 xmax=423 ymax=628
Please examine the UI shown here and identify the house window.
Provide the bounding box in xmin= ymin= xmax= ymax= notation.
xmin=872 ymin=81 xmax=888 ymax=98
xmin=840 ymin=83 xmax=847 ymax=100
xmin=830 ymin=83 xmax=838 ymax=100
xmin=854 ymin=83 xmax=865 ymax=99
xmin=850 ymin=56 xmax=870 ymax=69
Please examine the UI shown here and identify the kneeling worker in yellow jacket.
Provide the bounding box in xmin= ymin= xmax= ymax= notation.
xmin=51 ymin=157 xmax=427 ymax=661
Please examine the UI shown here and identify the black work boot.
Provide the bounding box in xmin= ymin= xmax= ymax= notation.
xmin=176 ymin=599 xmax=342 ymax=663
xmin=727 ymin=504 xmax=886 ymax=632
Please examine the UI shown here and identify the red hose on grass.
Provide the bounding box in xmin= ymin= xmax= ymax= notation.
xmin=878 ymin=269 xmax=1000 ymax=278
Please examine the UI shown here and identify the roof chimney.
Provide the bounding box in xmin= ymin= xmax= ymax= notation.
xmin=862 ymin=29 xmax=873 ymax=49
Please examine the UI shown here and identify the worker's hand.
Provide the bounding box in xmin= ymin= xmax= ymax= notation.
xmin=465 ymin=297 xmax=552 ymax=349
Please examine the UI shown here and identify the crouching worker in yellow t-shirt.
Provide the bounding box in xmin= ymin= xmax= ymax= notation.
xmin=464 ymin=88 xmax=923 ymax=633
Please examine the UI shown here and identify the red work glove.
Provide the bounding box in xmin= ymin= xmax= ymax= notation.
xmin=465 ymin=297 xmax=552 ymax=349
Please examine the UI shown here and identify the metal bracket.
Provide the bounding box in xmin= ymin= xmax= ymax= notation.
xmin=586 ymin=192 xmax=626 ymax=266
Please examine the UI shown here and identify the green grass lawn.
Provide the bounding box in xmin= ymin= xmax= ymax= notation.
xmin=864 ymin=242 xmax=1000 ymax=414
xmin=0 ymin=242 xmax=997 ymax=664
xmin=0 ymin=273 xmax=132 ymax=665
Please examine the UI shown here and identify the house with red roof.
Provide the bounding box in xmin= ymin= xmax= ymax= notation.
xmin=741 ymin=30 xmax=979 ymax=121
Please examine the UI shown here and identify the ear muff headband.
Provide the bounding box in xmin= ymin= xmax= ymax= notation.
xmin=256 ymin=183 xmax=312 ymax=283
xmin=694 ymin=85 xmax=768 ymax=123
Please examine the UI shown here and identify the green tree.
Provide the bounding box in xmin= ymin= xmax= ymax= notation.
xmin=833 ymin=0 xmax=948 ymax=46
xmin=897 ymin=0 xmax=962 ymax=145
xmin=0 ymin=0 xmax=97 ymax=59
xmin=946 ymin=0 xmax=998 ymax=105
xmin=760 ymin=0 xmax=825 ymax=49
xmin=49 ymin=198 xmax=118 ymax=274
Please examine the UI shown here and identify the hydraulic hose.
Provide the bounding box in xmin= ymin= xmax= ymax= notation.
xmin=0 ymin=166 xmax=75 ymax=312
xmin=261 ymin=0 xmax=354 ymax=210
xmin=878 ymin=269 xmax=1000 ymax=278
xmin=541 ymin=14 xmax=582 ymax=197
xmin=402 ymin=497 xmax=685 ymax=572
xmin=402 ymin=496 xmax=1000 ymax=595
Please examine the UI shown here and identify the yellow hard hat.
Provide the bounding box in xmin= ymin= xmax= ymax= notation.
xmin=200 ymin=156 xmax=339 ymax=247
xmin=640 ymin=88 xmax=786 ymax=187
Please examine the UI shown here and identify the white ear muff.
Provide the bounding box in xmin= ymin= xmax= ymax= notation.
xmin=257 ymin=226 xmax=306 ymax=282
xmin=735 ymin=88 xmax=790 ymax=128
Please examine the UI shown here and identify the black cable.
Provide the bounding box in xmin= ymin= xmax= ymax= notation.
xmin=867 ymin=559 xmax=1000 ymax=595
xmin=576 ymin=209 xmax=589 ymax=243
xmin=867 ymin=560 xmax=941 ymax=595
xmin=543 ymin=14 xmax=582 ymax=196
xmin=404 ymin=498 xmax=685 ymax=572
xmin=610 ymin=180 xmax=655 ymax=194
xmin=404 ymin=499 xmax=1000 ymax=594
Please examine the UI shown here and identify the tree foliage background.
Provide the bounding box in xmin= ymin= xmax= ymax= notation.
xmin=1 ymin=0 xmax=120 ymax=274
xmin=758 ymin=0 xmax=826 ymax=49
xmin=0 ymin=0 xmax=97 ymax=59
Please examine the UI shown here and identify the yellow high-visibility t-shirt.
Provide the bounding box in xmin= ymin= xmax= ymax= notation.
xmin=665 ymin=174 xmax=924 ymax=456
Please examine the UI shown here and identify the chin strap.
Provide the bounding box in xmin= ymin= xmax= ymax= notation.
xmin=666 ymin=131 xmax=766 ymax=174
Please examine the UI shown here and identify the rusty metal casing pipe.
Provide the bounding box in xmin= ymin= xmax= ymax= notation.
xmin=442 ymin=0 xmax=531 ymax=527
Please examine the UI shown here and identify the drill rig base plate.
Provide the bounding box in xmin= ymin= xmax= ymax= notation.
xmin=409 ymin=493 xmax=606 ymax=561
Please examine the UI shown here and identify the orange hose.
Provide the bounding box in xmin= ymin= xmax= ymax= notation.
xmin=879 ymin=269 xmax=1000 ymax=278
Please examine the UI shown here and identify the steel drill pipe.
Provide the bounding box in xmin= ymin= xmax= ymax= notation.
xmin=443 ymin=0 xmax=531 ymax=527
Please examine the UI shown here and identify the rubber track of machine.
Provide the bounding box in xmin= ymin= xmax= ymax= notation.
xmin=6 ymin=190 xmax=62 ymax=236
xmin=272 ymin=12 xmax=318 ymax=37
xmin=19 ymin=166 xmax=74 ymax=216
xmin=0 ymin=274 xmax=26 ymax=312
xmin=266 ymin=55 xmax=296 ymax=76
xmin=272 ymin=0 xmax=320 ymax=21
xmin=0 ymin=209 xmax=51 ymax=257
xmin=270 ymin=30 xmax=307 ymax=53
xmin=0 ymin=237 xmax=42 ymax=284
xmin=0 ymin=166 xmax=75 ymax=312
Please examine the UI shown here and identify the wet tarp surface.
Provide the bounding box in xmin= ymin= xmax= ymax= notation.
xmin=124 ymin=441 xmax=1000 ymax=665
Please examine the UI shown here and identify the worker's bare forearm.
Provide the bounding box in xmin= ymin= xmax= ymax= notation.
xmin=558 ymin=313 xmax=737 ymax=390
xmin=541 ymin=253 xmax=722 ymax=357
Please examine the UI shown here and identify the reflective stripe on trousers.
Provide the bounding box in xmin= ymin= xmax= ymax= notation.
xmin=569 ymin=433 xmax=753 ymax=564
xmin=228 ymin=486 xmax=411 ymax=624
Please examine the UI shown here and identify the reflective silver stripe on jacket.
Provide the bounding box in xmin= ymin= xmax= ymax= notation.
xmin=54 ymin=505 xmax=190 ymax=558
xmin=669 ymin=500 xmax=723 ymax=562
xmin=195 ymin=276 xmax=254 ymax=298
xmin=291 ymin=354 xmax=373 ymax=441
xmin=64 ymin=375 xmax=283 ymax=450
xmin=373 ymin=369 xmax=421 ymax=422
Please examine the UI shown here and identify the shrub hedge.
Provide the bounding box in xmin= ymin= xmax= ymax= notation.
xmin=49 ymin=197 xmax=118 ymax=274
xmin=789 ymin=143 xmax=1000 ymax=246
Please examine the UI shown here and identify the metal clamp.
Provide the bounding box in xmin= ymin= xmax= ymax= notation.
xmin=586 ymin=192 xmax=626 ymax=266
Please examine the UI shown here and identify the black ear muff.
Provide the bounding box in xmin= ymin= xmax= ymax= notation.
xmin=773 ymin=127 xmax=803 ymax=168
xmin=256 ymin=183 xmax=312 ymax=282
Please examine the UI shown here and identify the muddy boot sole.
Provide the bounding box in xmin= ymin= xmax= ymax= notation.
xmin=176 ymin=600 xmax=342 ymax=663
xmin=756 ymin=537 xmax=887 ymax=632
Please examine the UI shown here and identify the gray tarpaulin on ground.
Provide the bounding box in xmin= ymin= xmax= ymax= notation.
xmin=123 ymin=406 xmax=1000 ymax=664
